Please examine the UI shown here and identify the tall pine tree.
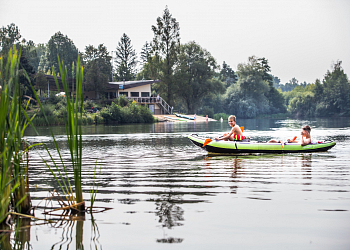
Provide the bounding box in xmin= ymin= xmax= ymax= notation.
xmin=114 ymin=33 xmax=137 ymax=81
xmin=151 ymin=6 xmax=180 ymax=107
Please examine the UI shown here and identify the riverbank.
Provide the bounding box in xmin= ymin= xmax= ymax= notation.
xmin=154 ymin=114 xmax=216 ymax=122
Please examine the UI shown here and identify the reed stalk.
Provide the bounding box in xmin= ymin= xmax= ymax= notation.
xmin=0 ymin=46 xmax=35 ymax=224
xmin=54 ymin=56 xmax=85 ymax=211
xmin=29 ymin=56 xmax=85 ymax=212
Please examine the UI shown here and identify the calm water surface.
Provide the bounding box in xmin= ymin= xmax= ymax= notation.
xmin=7 ymin=118 xmax=350 ymax=249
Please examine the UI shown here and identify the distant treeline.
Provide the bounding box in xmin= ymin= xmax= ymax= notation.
xmin=1 ymin=7 xmax=349 ymax=119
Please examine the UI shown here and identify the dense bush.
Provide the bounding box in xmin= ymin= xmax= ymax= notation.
xmin=213 ymin=113 xmax=230 ymax=121
xmin=101 ymin=100 xmax=154 ymax=124
xmin=47 ymin=94 xmax=62 ymax=105
xmin=199 ymin=106 xmax=214 ymax=118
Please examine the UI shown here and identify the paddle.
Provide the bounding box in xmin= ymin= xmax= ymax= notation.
xmin=202 ymin=126 xmax=245 ymax=147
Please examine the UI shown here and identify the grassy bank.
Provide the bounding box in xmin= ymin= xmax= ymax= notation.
xmin=30 ymin=95 xmax=154 ymax=126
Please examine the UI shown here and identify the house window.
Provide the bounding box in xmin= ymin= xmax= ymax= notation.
xmin=131 ymin=92 xmax=139 ymax=97
xmin=119 ymin=92 xmax=128 ymax=97
xmin=141 ymin=92 xmax=150 ymax=97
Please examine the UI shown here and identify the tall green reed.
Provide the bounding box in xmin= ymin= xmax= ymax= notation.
xmin=0 ymin=46 xmax=36 ymax=225
xmin=30 ymin=56 xmax=85 ymax=212
xmin=55 ymin=56 xmax=85 ymax=211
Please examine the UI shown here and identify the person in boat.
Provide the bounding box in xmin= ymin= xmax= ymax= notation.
xmin=215 ymin=115 xmax=246 ymax=141
xmin=268 ymin=125 xmax=312 ymax=146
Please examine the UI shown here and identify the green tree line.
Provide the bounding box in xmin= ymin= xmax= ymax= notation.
xmin=1 ymin=6 xmax=349 ymax=119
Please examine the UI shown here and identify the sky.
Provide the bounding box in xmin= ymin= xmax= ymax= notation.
xmin=1 ymin=0 xmax=349 ymax=84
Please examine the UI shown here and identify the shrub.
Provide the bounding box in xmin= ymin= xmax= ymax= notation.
xmin=47 ymin=94 xmax=62 ymax=105
xmin=214 ymin=113 xmax=230 ymax=121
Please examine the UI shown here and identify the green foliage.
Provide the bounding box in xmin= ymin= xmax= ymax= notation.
xmin=322 ymin=61 xmax=350 ymax=115
xmin=1 ymin=46 xmax=35 ymax=223
xmin=37 ymin=45 xmax=50 ymax=73
xmin=32 ymin=55 xmax=86 ymax=211
xmin=47 ymin=32 xmax=78 ymax=78
xmin=213 ymin=113 xmax=230 ymax=121
xmin=19 ymin=49 xmax=36 ymax=97
xmin=200 ymin=106 xmax=214 ymax=118
xmin=282 ymin=61 xmax=350 ymax=118
xmin=22 ymin=40 xmax=44 ymax=72
xmin=288 ymin=91 xmax=315 ymax=117
xmin=175 ymin=41 xmax=225 ymax=114
xmin=276 ymin=77 xmax=309 ymax=92
xmin=101 ymin=97 xmax=154 ymax=124
xmin=222 ymin=56 xmax=286 ymax=118
xmin=224 ymin=56 xmax=269 ymax=118
xmin=53 ymin=97 xmax=68 ymax=118
xmin=220 ymin=61 xmax=237 ymax=87
xmin=0 ymin=23 xmax=22 ymax=56
xmin=140 ymin=42 xmax=151 ymax=68
xmin=115 ymin=94 xmax=129 ymax=107
xmin=83 ymin=44 xmax=111 ymax=98
xmin=151 ymin=6 xmax=180 ymax=107
xmin=34 ymin=71 xmax=47 ymax=95
xmin=47 ymin=93 xmax=62 ymax=104
xmin=114 ymin=33 xmax=136 ymax=81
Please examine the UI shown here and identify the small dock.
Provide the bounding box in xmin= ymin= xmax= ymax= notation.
xmin=154 ymin=114 xmax=216 ymax=122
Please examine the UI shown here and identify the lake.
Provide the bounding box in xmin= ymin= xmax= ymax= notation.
xmin=3 ymin=118 xmax=350 ymax=249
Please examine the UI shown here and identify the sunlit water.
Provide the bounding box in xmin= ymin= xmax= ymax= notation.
xmin=5 ymin=118 xmax=350 ymax=249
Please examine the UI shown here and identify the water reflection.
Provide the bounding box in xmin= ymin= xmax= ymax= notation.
xmin=13 ymin=218 xmax=31 ymax=250
xmin=229 ymin=157 xmax=245 ymax=194
xmin=155 ymin=193 xmax=184 ymax=229
xmin=301 ymin=154 xmax=312 ymax=188
xmin=49 ymin=217 xmax=85 ymax=250
xmin=0 ymin=214 xmax=102 ymax=250
xmin=15 ymin=118 xmax=350 ymax=249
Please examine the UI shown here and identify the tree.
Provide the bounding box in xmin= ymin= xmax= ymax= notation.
xmin=38 ymin=46 xmax=51 ymax=74
xmin=322 ymin=61 xmax=350 ymax=115
xmin=256 ymin=57 xmax=286 ymax=113
xmin=224 ymin=56 xmax=285 ymax=118
xmin=84 ymin=44 xmax=112 ymax=77
xmin=175 ymin=41 xmax=225 ymax=113
xmin=236 ymin=56 xmax=269 ymax=98
xmin=22 ymin=40 xmax=46 ymax=73
xmin=272 ymin=75 xmax=281 ymax=88
xmin=35 ymin=71 xmax=47 ymax=96
xmin=136 ymin=54 xmax=162 ymax=81
xmin=258 ymin=57 xmax=273 ymax=86
xmin=19 ymin=49 xmax=36 ymax=96
xmin=288 ymin=91 xmax=315 ymax=117
xmin=313 ymin=79 xmax=323 ymax=100
xmin=47 ymin=32 xmax=78 ymax=77
xmin=220 ymin=61 xmax=237 ymax=87
xmin=140 ymin=42 xmax=151 ymax=68
xmin=0 ymin=23 xmax=22 ymax=55
xmin=151 ymin=6 xmax=180 ymax=107
xmin=83 ymin=44 xmax=112 ymax=98
xmin=114 ymin=33 xmax=137 ymax=81
xmin=84 ymin=60 xmax=108 ymax=99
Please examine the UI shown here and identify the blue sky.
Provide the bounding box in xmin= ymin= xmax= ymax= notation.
xmin=1 ymin=0 xmax=349 ymax=84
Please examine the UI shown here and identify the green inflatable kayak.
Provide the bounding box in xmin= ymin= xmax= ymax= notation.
xmin=188 ymin=134 xmax=336 ymax=154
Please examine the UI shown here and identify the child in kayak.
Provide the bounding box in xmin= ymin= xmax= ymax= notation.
xmin=268 ymin=125 xmax=312 ymax=146
xmin=288 ymin=125 xmax=312 ymax=146
xmin=215 ymin=115 xmax=246 ymax=141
